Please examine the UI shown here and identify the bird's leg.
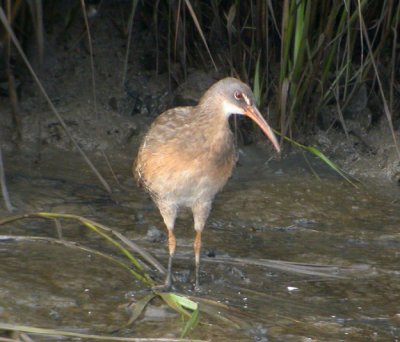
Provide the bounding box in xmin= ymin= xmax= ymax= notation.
xmin=192 ymin=201 xmax=211 ymax=290
xmin=165 ymin=229 xmax=176 ymax=288
xmin=194 ymin=230 xmax=202 ymax=290
xmin=158 ymin=203 xmax=177 ymax=290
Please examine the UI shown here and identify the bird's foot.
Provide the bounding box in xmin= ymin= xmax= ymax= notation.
xmin=152 ymin=283 xmax=172 ymax=292
xmin=152 ymin=277 xmax=174 ymax=292
xmin=193 ymin=285 xmax=202 ymax=292
xmin=193 ymin=280 xmax=204 ymax=293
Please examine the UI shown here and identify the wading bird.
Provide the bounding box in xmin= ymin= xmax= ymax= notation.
xmin=134 ymin=77 xmax=280 ymax=289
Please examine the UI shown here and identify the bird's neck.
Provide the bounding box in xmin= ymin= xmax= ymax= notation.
xmin=195 ymin=101 xmax=232 ymax=136
xmin=192 ymin=102 xmax=235 ymax=159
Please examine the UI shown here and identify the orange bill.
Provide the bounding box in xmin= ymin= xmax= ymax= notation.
xmin=244 ymin=105 xmax=281 ymax=153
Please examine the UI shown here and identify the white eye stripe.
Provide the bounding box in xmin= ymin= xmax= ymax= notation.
xmin=242 ymin=93 xmax=251 ymax=106
xmin=223 ymin=100 xmax=245 ymax=117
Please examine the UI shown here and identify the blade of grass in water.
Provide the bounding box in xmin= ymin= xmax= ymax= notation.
xmin=0 ymin=234 xmax=155 ymax=284
xmin=157 ymin=292 xmax=194 ymax=318
xmin=274 ymin=130 xmax=359 ymax=188
xmin=0 ymin=322 xmax=206 ymax=341
xmin=0 ymin=212 xmax=154 ymax=286
xmin=156 ymin=292 xmax=200 ymax=338
xmin=181 ymin=306 xmax=199 ymax=338
xmin=127 ymin=293 xmax=157 ymax=325
xmin=38 ymin=213 xmax=152 ymax=277
xmin=0 ymin=212 xmax=239 ymax=337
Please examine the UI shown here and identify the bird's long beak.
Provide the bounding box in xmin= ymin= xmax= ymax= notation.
xmin=244 ymin=105 xmax=281 ymax=153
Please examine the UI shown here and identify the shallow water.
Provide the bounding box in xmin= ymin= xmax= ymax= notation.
xmin=0 ymin=148 xmax=399 ymax=341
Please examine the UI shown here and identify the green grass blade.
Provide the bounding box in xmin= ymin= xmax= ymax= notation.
xmin=0 ymin=321 xmax=206 ymax=341
xmin=253 ymin=52 xmax=262 ymax=107
xmin=157 ymin=292 xmax=192 ymax=318
xmin=127 ymin=293 xmax=157 ymax=325
xmin=307 ymin=147 xmax=358 ymax=187
xmin=273 ymin=129 xmax=358 ymax=188
xmin=183 ymin=0 xmax=217 ymax=71
xmin=181 ymin=307 xmax=200 ymax=338
xmin=0 ymin=213 xmax=207 ymax=337
xmin=293 ymin=0 xmax=305 ymax=67
xmin=167 ymin=293 xmax=198 ymax=311
xmin=34 ymin=212 xmax=154 ymax=286
xmin=156 ymin=293 xmax=199 ymax=338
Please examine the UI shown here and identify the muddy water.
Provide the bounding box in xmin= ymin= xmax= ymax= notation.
xmin=0 ymin=148 xmax=399 ymax=341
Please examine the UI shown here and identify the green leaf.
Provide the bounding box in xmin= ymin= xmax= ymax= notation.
xmin=273 ymin=129 xmax=359 ymax=188
xmin=253 ymin=52 xmax=262 ymax=107
xmin=157 ymin=292 xmax=192 ymax=318
xmin=126 ymin=293 xmax=156 ymax=325
xmin=181 ymin=307 xmax=200 ymax=338
xmin=167 ymin=293 xmax=198 ymax=311
xmin=156 ymin=292 xmax=200 ymax=338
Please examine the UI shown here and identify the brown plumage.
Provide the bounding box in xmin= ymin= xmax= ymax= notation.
xmin=134 ymin=77 xmax=280 ymax=289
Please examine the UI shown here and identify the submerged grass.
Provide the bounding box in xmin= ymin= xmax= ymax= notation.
xmin=273 ymin=128 xmax=360 ymax=188
xmin=0 ymin=322 xmax=205 ymax=341
xmin=0 ymin=212 xmax=243 ymax=339
xmin=0 ymin=212 xmax=155 ymax=285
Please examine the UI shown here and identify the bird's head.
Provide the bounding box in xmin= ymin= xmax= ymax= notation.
xmin=201 ymin=77 xmax=280 ymax=153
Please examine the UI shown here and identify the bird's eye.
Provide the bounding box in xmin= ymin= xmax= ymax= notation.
xmin=234 ymin=91 xmax=243 ymax=101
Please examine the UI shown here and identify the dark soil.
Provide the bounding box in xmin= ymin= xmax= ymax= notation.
xmin=1 ymin=2 xmax=399 ymax=197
